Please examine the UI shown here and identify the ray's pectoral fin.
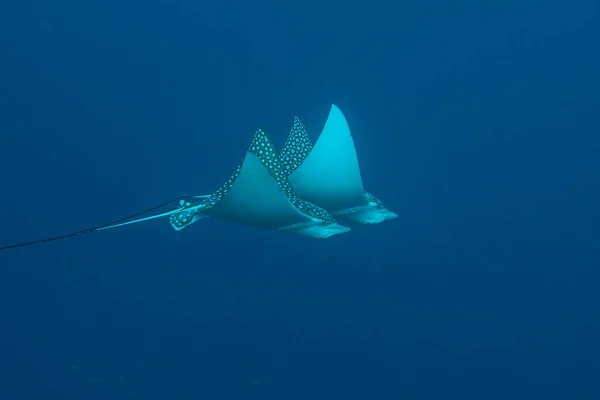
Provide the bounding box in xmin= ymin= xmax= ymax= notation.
xmin=280 ymin=116 xmax=314 ymax=176
xmin=203 ymin=128 xmax=313 ymax=228
xmin=286 ymin=105 xmax=367 ymax=211
xmin=284 ymin=105 xmax=398 ymax=225
xmin=178 ymin=127 xmax=349 ymax=238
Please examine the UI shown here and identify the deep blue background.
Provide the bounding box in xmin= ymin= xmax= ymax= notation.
xmin=1 ymin=0 xmax=599 ymax=399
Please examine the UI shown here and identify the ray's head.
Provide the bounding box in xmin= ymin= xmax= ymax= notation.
xmin=361 ymin=192 xmax=399 ymax=224
xmin=280 ymin=200 xmax=351 ymax=238
xmin=294 ymin=219 xmax=351 ymax=238
xmin=336 ymin=193 xmax=398 ymax=225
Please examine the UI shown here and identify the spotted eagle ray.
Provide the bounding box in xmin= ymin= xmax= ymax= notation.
xmin=0 ymin=128 xmax=349 ymax=251
xmin=168 ymin=127 xmax=349 ymax=238
xmin=279 ymin=104 xmax=398 ymax=225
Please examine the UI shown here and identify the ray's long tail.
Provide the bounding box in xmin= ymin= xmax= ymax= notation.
xmin=0 ymin=195 xmax=207 ymax=251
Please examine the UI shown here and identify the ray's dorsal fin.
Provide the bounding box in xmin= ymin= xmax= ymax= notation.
xmin=280 ymin=116 xmax=313 ymax=176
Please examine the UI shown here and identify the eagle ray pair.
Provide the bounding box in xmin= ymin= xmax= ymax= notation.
xmin=0 ymin=105 xmax=397 ymax=251
xmin=168 ymin=104 xmax=397 ymax=238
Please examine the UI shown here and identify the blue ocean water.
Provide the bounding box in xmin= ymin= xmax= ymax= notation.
xmin=1 ymin=0 xmax=599 ymax=399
